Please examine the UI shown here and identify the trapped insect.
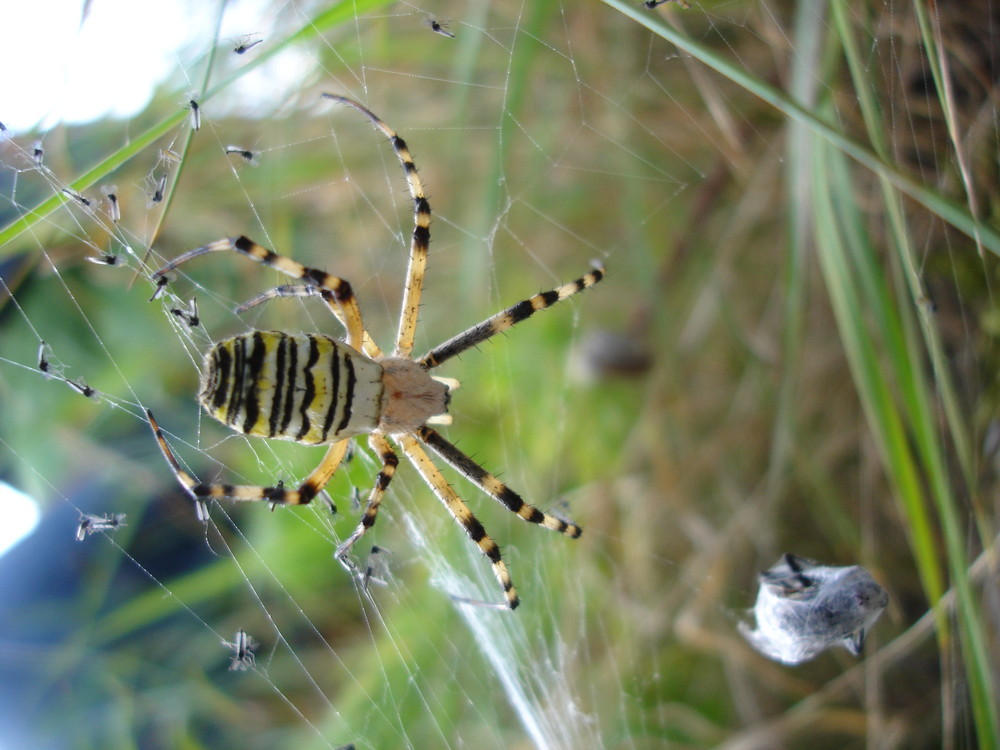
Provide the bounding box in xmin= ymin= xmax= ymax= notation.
xmin=362 ymin=545 xmax=392 ymax=590
xmin=76 ymin=513 xmax=127 ymax=541
xmin=149 ymin=275 xmax=169 ymax=301
xmin=158 ymin=149 xmax=182 ymax=165
xmin=739 ymin=553 xmax=889 ymax=665
xmin=37 ymin=341 xmax=52 ymax=376
xmin=66 ymin=378 xmax=97 ymax=399
xmin=103 ymin=187 xmax=121 ymax=222
xmin=225 ymin=145 xmax=259 ymax=166
xmin=62 ymin=188 xmax=91 ymax=207
xmin=233 ymin=34 xmax=263 ymax=54
xmin=147 ymin=94 xmax=604 ymax=609
xmin=170 ymin=298 xmax=200 ymax=328
xmin=149 ymin=173 xmax=168 ymax=205
xmin=427 ymin=18 xmax=456 ymax=38
xmin=188 ymin=99 xmax=201 ymax=131
xmin=222 ymin=629 xmax=257 ymax=671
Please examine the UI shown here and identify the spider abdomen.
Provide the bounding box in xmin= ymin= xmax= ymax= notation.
xmin=199 ymin=331 xmax=384 ymax=445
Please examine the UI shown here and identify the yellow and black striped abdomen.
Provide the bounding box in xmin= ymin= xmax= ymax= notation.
xmin=199 ymin=331 xmax=384 ymax=445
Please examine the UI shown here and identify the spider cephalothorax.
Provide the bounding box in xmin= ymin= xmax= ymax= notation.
xmin=147 ymin=95 xmax=603 ymax=609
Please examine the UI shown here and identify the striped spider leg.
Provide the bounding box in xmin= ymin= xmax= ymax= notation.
xmin=319 ymin=94 xmax=429 ymax=360
xmin=147 ymin=95 xmax=604 ymax=608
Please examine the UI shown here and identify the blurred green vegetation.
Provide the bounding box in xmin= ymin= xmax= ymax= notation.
xmin=1 ymin=1 xmax=998 ymax=748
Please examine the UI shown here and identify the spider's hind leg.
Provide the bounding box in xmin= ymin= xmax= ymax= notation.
xmin=152 ymin=235 xmax=369 ymax=352
xmin=235 ymin=284 xmax=382 ymax=358
xmin=147 ymin=410 xmax=349 ymax=518
xmin=335 ymin=434 xmax=399 ymax=570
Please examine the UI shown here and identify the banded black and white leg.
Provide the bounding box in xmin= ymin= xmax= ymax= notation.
xmin=335 ymin=434 xmax=400 ymax=577
xmin=323 ymin=94 xmax=431 ymax=359
xmin=418 ymin=263 xmax=605 ymax=368
xmin=418 ymin=426 xmax=581 ymax=537
xmin=236 ymin=284 xmax=383 ymax=360
xmin=147 ymin=409 xmax=350 ymax=519
xmin=398 ymin=435 xmax=520 ymax=609
xmin=153 ymin=235 xmax=369 ymax=351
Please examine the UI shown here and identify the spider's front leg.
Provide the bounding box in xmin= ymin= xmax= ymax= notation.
xmin=398 ymin=435 xmax=520 ymax=610
xmin=418 ymin=426 xmax=581 ymax=537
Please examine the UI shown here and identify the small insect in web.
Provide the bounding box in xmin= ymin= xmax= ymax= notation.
xmin=232 ymin=34 xmax=263 ymax=55
xmin=62 ymin=187 xmax=91 ymax=207
xmin=37 ymin=341 xmax=53 ymax=377
xmin=76 ymin=513 xmax=127 ymax=541
xmin=170 ymin=297 xmax=200 ymax=328
xmin=149 ymin=274 xmax=169 ymax=301
xmin=146 ymin=94 xmax=604 ymax=610
xmin=187 ymin=99 xmax=201 ymax=132
xmin=102 ymin=186 xmax=121 ymax=223
xmin=158 ymin=148 xmax=182 ymax=165
xmin=426 ymin=17 xmax=456 ymax=38
xmin=225 ymin=145 xmax=259 ymax=166
xmin=66 ymin=378 xmax=97 ymax=399
xmin=348 ymin=485 xmax=362 ymax=512
xmin=222 ymin=629 xmax=257 ymax=671
xmin=31 ymin=141 xmax=44 ymax=166
xmin=148 ymin=173 xmax=168 ymax=206
xmin=39 ymin=342 xmax=101 ymax=399
xmin=644 ymin=0 xmax=690 ymax=7
xmin=739 ymin=553 xmax=889 ymax=665
xmin=86 ymin=253 xmax=120 ymax=266
xmin=362 ymin=545 xmax=392 ymax=590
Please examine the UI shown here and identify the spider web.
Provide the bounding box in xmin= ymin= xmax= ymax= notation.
xmin=1 ymin=1 xmax=999 ymax=748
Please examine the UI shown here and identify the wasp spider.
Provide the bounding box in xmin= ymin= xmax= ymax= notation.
xmin=147 ymin=94 xmax=604 ymax=609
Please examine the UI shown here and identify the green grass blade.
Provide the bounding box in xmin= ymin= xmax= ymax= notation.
xmin=0 ymin=0 xmax=394 ymax=258
xmin=809 ymin=140 xmax=945 ymax=610
xmin=828 ymin=6 xmax=999 ymax=742
xmin=810 ymin=134 xmax=999 ymax=747
xmin=603 ymin=0 xmax=1000 ymax=257
xmin=831 ymin=0 xmax=978 ymax=509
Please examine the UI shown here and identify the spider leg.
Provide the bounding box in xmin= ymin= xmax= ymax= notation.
xmin=147 ymin=410 xmax=211 ymax=520
xmin=417 ymin=426 xmax=581 ymax=537
xmin=236 ymin=284 xmax=383 ymax=359
xmin=335 ymin=434 xmax=399 ymax=566
xmin=418 ymin=262 xmax=605 ymax=369
xmin=398 ymin=434 xmax=519 ymax=610
xmin=298 ymin=439 xmax=352 ymax=505
xmin=152 ymin=236 xmax=368 ymax=351
xmin=147 ymin=409 xmax=348 ymax=515
xmin=323 ymin=94 xmax=430 ymax=359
